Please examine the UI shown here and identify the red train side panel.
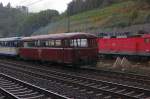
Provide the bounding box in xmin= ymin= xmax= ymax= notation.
xmin=19 ymin=48 xmax=39 ymax=60
xmin=98 ymin=34 xmax=150 ymax=56
xmin=19 ymin=33 xmax=98 ymax=65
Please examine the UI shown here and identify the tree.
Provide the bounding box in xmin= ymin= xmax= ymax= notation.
xmin=67 ymin=0 xmax=120 ymax=15
xmin=18 ymin=9 xmax=59 ymax=36
xmin=0 ymin=2 xmax=3 ymax=7
xmin=144 ymin=0 xmax=150 ymax=4
xmin=6 ymin=3 xmax=11 ymax=8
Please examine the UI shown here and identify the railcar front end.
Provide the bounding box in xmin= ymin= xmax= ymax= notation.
xmin=0 ymin=37 xmax=22 ymax=57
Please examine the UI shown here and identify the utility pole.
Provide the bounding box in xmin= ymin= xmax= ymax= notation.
xmin=67 ymin=5 xmax=70 ymax=33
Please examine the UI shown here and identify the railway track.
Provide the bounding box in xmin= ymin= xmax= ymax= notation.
xmin=0 ymin=73 xmax=68 ymax=99
xmin=1 ymin=59 xmax=150 ymax=88
xmin=82 ymin=66 xmax=150 ymax=86
xmin=0 ymin=61 xmax=150 ymax=99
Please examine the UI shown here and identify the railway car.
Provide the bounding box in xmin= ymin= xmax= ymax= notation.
xmin=98 ymin=33 xmax=150 ymax=57
xmin=0 ymin=37 xmax=22 ymax=57
xmin=19 ymin=32 xmax=98 ymax=66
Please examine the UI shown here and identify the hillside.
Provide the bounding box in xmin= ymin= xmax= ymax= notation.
xmin=0 ymin=4 xmax=27 ymax=37
xmin=33 ymin=1 xmax=150 ymax=35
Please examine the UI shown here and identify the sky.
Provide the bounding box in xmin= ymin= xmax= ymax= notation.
xmin=0 ymin=0 xmax=72 ymax=13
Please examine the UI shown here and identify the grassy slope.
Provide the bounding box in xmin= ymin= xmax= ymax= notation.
xmin=34 ymin=1 xmax=150 ymax=35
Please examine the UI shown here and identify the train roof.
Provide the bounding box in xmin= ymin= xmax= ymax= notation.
xmin=22 ymin=32 xmax=97 ymax=41
xmin=142 ymin=34 xmax=150 ymax=38
xmin=0 ymin=37 xmax=22 ymax=41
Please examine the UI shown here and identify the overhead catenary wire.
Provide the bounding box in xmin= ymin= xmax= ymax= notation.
xmin=20 ymin=0 xmax=32 ymax=3
xmin=19 ymin=0 xmax=36 ymax=5
xmin=24 ymin=0 xmax=45 ymax=7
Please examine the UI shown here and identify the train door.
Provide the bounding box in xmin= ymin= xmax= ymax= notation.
xmin=55 ymin=39 xmax=63 ymax=63
xmin=73 ymin=39 xmax=79 ymax=64
xmin=144 ymin=37 xmax=150 ymax=53
xmin=63 ymin=39 xmax=73 ymax=64
xmin=70 ymin=39 xmax=78 ymax=64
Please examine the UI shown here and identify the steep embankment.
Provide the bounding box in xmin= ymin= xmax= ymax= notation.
xmin=34 ymin=1 xmax=150 ymax=35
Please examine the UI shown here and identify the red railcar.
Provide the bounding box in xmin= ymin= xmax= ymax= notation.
xmin=98 ymin=34 xmax=150 ymax=56
xmin=19 ymin=33 xmax=98 ymax=66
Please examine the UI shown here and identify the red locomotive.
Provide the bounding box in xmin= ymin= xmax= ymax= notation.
xmin=19 ymin=32 xmax=98 ymax=66
xmin=98 ymin=33 xmax=150 ymax=57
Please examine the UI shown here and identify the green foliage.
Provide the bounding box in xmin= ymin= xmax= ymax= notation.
xmin=18 ymin=9 xmax=59 ymax=36
xmin=138 ymin=0 xmax=150 ymax=4
xmin=0 ymin=4 xmax=27 ymax=37
xmin=0 ymin=3 xmax=59 ymax=37
xmin=34 ymin=0 xmax=150 ymax=34
xmin=67 ymin=0 xmax=124 ymax=15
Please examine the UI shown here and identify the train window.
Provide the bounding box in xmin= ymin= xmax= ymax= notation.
xmin=9 ymin=42 xmax=11 ymax=47
xmin=80 ymin=39 xmax=88 ymax=47
xmin=91 ymin=39 xmax=96 ymax=47
xmin=40 ymin=41 xmax=46 ymax=47
xmin=50 ymin=40 xmax=55 ymax=46
xmin=27 ymin=41 xmax=35 ymax=47
xmin=64 ymin=40 xmax=69 ymax=47
xmin=5 ymin=42 xmax=8 ymax=47
xmin=44 ymin=40 xmax=55 ymax=47
xmin=74 ymin=39 xmax=78 ymax=47
xmin=14 ymin=41 xmax=18 ymax=47
xmin=2 ymin=42 xmax=4 ymax=46
xmin=77 ymin=39 xmax=81 ymax=47
xmin=24 ymin=42 xmax=28 ymax=47
xmin=34 ymin=41 xmax=38 ymax=47
xmin=38 ymin=40 xmax=40 ymax=47
xmin=69 ymin=39 xmax=88 ymax=47
xmin=144 ymin=38 xmax=150 ymax=43
xmin=70 ymin=40 xmax=74 ymax=47
xmin=47 ymin=41 xmax=51 ymax=46
xmin=1 ymin=42 xmax=3 ymax=46
xmin=55 ymin=40 xmax=61 ymax=47
xmin=45 ymin=41 xmax=49 ymax=46
xmin=4 ymin=42 xmax=6 ymax=46
xmin=35 ymin=40 xmax=40 ymax=47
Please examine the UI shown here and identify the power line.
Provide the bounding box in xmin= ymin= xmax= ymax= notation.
xmin=25 ymin=0 xmax=45 ymax=7
xmin=20 ymin=0 xmax=33 ymax=4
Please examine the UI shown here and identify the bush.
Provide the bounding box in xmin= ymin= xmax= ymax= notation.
xmin=146 ymin=13 xmax=150 ymax=23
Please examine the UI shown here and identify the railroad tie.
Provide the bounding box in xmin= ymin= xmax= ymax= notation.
xmin=96 ymin=84 xmax=103 ymax=88
xmin=73 ymin=87 xmax=80 ymax=90
xmin=16 ymin=92 xmax=39 ymax=97
xmin=104 ymin=95 xmax=112 ymax=99
xmin=8 ymin=88 xmax=28 ymax=92
xmin=86 ymin=91 xmax=95 ymax=99
xmin=116 ymin=89 xmax=126 ymax=93
xmin=145 ymin=97 xmax=150 ymax=99
xmin=2 ymin=84 xmax=20 ymax=88
xmin=87 ymin=91 xmax=94 ymax=94
xmin=124 ymin=91 xmax=135 ymax=95
xmin=0 ymin=96 xmax=5 ymax=99
xmin=107 ymin=87 xmax=117 ymax=91
xmin=80 ymin=89 xmax=86 ymax=92
xmin=86 ymin=83 xmax=95 ymax=86
xmin=13 ymin=90 xmax=33 ymax=95
xmin=99 ymin=86 xmax=109 ymax=89
xmin=134 ymin=93 xmax=145 ymax=98
xmin=23 ymin=94 xmax=45 ymax=99
xmin=95 ymin=93 xmax=103 ymax=98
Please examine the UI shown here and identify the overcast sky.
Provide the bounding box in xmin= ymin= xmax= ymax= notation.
xmin=0 ymin=0 xmax=72 ymax=13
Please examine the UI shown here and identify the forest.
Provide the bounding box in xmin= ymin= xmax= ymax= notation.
xmin=0 ymin=3 xmax=59 ymax=37
xmin=0 ymin=0 xmax=150 ymax=37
